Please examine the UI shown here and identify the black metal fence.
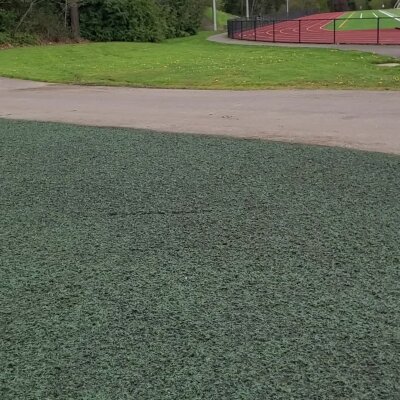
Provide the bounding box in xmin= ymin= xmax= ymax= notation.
xmin=228 ymin=17 xmax=400 ymax=45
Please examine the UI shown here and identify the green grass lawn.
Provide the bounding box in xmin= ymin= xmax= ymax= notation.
xmin=0 ymin=32 xmax=399 ymax=89
xmin=326 ymin=8 xmax=400 ymax=30
xmin=1 ymin=119 xmax=400 ymax=399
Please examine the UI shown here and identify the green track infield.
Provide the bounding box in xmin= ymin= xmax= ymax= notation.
xmin=326 ymin=9 xmax=400 ymax=31
xmin=1 ymin=119 xmax=400 ymax=399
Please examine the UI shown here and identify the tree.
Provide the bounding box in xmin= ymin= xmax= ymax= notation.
xmin=0 ymin=0 xmax=207 ymax=43
xmin=69 ymin=0 xmax=80 ymax=39
xmin=224 ymin=0 xmax=284 ymax=16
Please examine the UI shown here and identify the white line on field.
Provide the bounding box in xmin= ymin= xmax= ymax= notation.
xmin=390 ymin=8 xmax=400 ymax=17
xmin=360 ymin=13 xmax=363 ymax=18
xmin=379 ymin=9 xmax=400 ymax=22
xmin=372 ymin=12 xmax=378 ymax=18
xmin=338 ymin=11 xmax=355 ymax=28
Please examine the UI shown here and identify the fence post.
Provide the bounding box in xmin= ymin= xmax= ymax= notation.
xmin=254 ymin=19 xmax=257 ymax=41
xmin=299 ymin=20 xmax=301 ymax=43
xmin=377 ymin=18 xmax=380 ymax=45
xmin=333 ymin=19 xmax=336 ymax=44
xmin=273 ymin=20 xmax=275 ymax=43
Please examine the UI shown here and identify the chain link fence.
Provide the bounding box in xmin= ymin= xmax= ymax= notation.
xmin=228 ymin=17 xmax=400 ymax=45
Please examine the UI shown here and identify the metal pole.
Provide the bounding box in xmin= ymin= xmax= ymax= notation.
xmin=286 ymin=0 xmax=289 ymax=18
xmin=333 ymin=18 xmax=336 ymax=44
xmin=212 ymin=0 xmax=217 ymax=31
xmin=377 ymin=17 xmax=380 ymax=44
xmin=298 ymin=20 xmax=301 ymax=43
xmin=246 ymin=0 xmax=250 ymax=18
xmin=273 ymin=20 xmax=275 ymax=42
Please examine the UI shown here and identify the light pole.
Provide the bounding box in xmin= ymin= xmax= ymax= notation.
xmin=212 ymin=0 xmax=217 ymax=31
xmin=246 ymin=0 xmax=250 ymax=18
xmin=286 ymin=0 xmax=289 ymax=18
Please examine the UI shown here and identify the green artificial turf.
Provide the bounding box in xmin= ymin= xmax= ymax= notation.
xmin=0 ymin=32 xmax=399 ymax=89
xmin=1 ymin=119 xmax=400 ymax=399
xmin=326 ymin=9 xmax=400 ymax=30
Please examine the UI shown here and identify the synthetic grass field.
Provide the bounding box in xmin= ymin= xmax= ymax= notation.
xmin=1 ymin=119 xmax=400 ymax=399
xmin=0 ymin=32 xmax=399 ymax=89
xmin=326 ymin=8 xmax=400 ymax=30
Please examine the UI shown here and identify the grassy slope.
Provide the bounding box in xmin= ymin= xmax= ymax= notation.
xmin=203 ymin=7 xmax=236 ymax=30
xmin=0 ymin=32 xmax=398 ymax=89
xmin=1 ymin=119 xmax=400 ymax=399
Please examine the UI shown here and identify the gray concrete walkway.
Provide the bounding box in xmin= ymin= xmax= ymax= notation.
xmin=209 ymin=33 xmax=400 ymax=58
xmin=0 ymin=77 xmax=399 ymax=154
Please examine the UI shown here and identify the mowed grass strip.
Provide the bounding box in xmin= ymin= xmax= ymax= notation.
xmin=0 ymin=32 xmax=398 ymax=89
xmin=1 ymin=119 xmax=400 ymax=399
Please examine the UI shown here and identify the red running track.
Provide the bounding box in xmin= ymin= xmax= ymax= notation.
xmin=234 ymin=12 xmax=400 ymax=45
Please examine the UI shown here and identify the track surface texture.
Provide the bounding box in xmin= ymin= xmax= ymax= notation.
xmin=1 ymin=119 xmax=400 ymax=399
xmin=1 ymin=77 xmax=400 ymax=154
xmin=235 ymin=11 xmax=400 ymax=44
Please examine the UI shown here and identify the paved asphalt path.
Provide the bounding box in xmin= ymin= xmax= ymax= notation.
xmin=209 ymin=33 xmax=400 ymax=58
xmin=0 ymin=77 xmax=399 ymax=154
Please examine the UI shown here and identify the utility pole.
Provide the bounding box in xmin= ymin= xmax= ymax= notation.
xmin=212 ymin=0 xmax=217 ymax=31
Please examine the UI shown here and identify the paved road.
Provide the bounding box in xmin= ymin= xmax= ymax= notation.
xmin=0 ymin=77 xmax=399 ymax=154
xmin=209 ymin=33 xmax=400 ymax=58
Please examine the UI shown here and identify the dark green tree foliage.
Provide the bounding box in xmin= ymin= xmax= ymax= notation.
xmin=79 ymin=0 xmax=166 ymax=42
xmin=223 ymin=0 xmax=327 ymax=16
xmin=223 ymin=0 xmax=281 ymax=15
xmin=159 ymin=0 xmax=207 ymax=37
xmin=80 ymin=0 xmax=206 ymax=42
xmin=0 ymin=8 xmax=16 ymax=32
xmin=0 ymin=0 xmax=206 ymax=44
xmin=0 ymin=0 xmax=68 ymax=44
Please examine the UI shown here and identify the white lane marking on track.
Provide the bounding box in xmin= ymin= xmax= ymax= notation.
xmin=320 ymin=19 xmax=336 ymax=30
xmin=264 ymin=13 xmax=342 ymax=38
xmin=304 ymin=15 xmax=341 ymax=32
xmin=304 ymin=19 xmax=325 ymax=32
xmin=300 ymin=15 xmax=336 ymax=33
xmin=256 ymin=12 xmax=345 ymax=39
xmin=277 ymin=20 xmax=300 ymax=35
xmin=270 ymin=14 xmax=335 ymax=37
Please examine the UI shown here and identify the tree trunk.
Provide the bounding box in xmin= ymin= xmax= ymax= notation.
xmin=70 ymin=0 xmax=80 ymax=40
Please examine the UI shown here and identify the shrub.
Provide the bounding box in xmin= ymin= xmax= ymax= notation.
xmin=0 ymin=0 xmax=206 ymax=45
xmin=80 ymin=0 xmax=167 ymax=42
xmin=0 ymin=9 xmax=17 ymax=32
xmin=159 ymin=0 xmax=207 ymax=38
xmin=0 ymin=32 xmax=38 ymax=46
